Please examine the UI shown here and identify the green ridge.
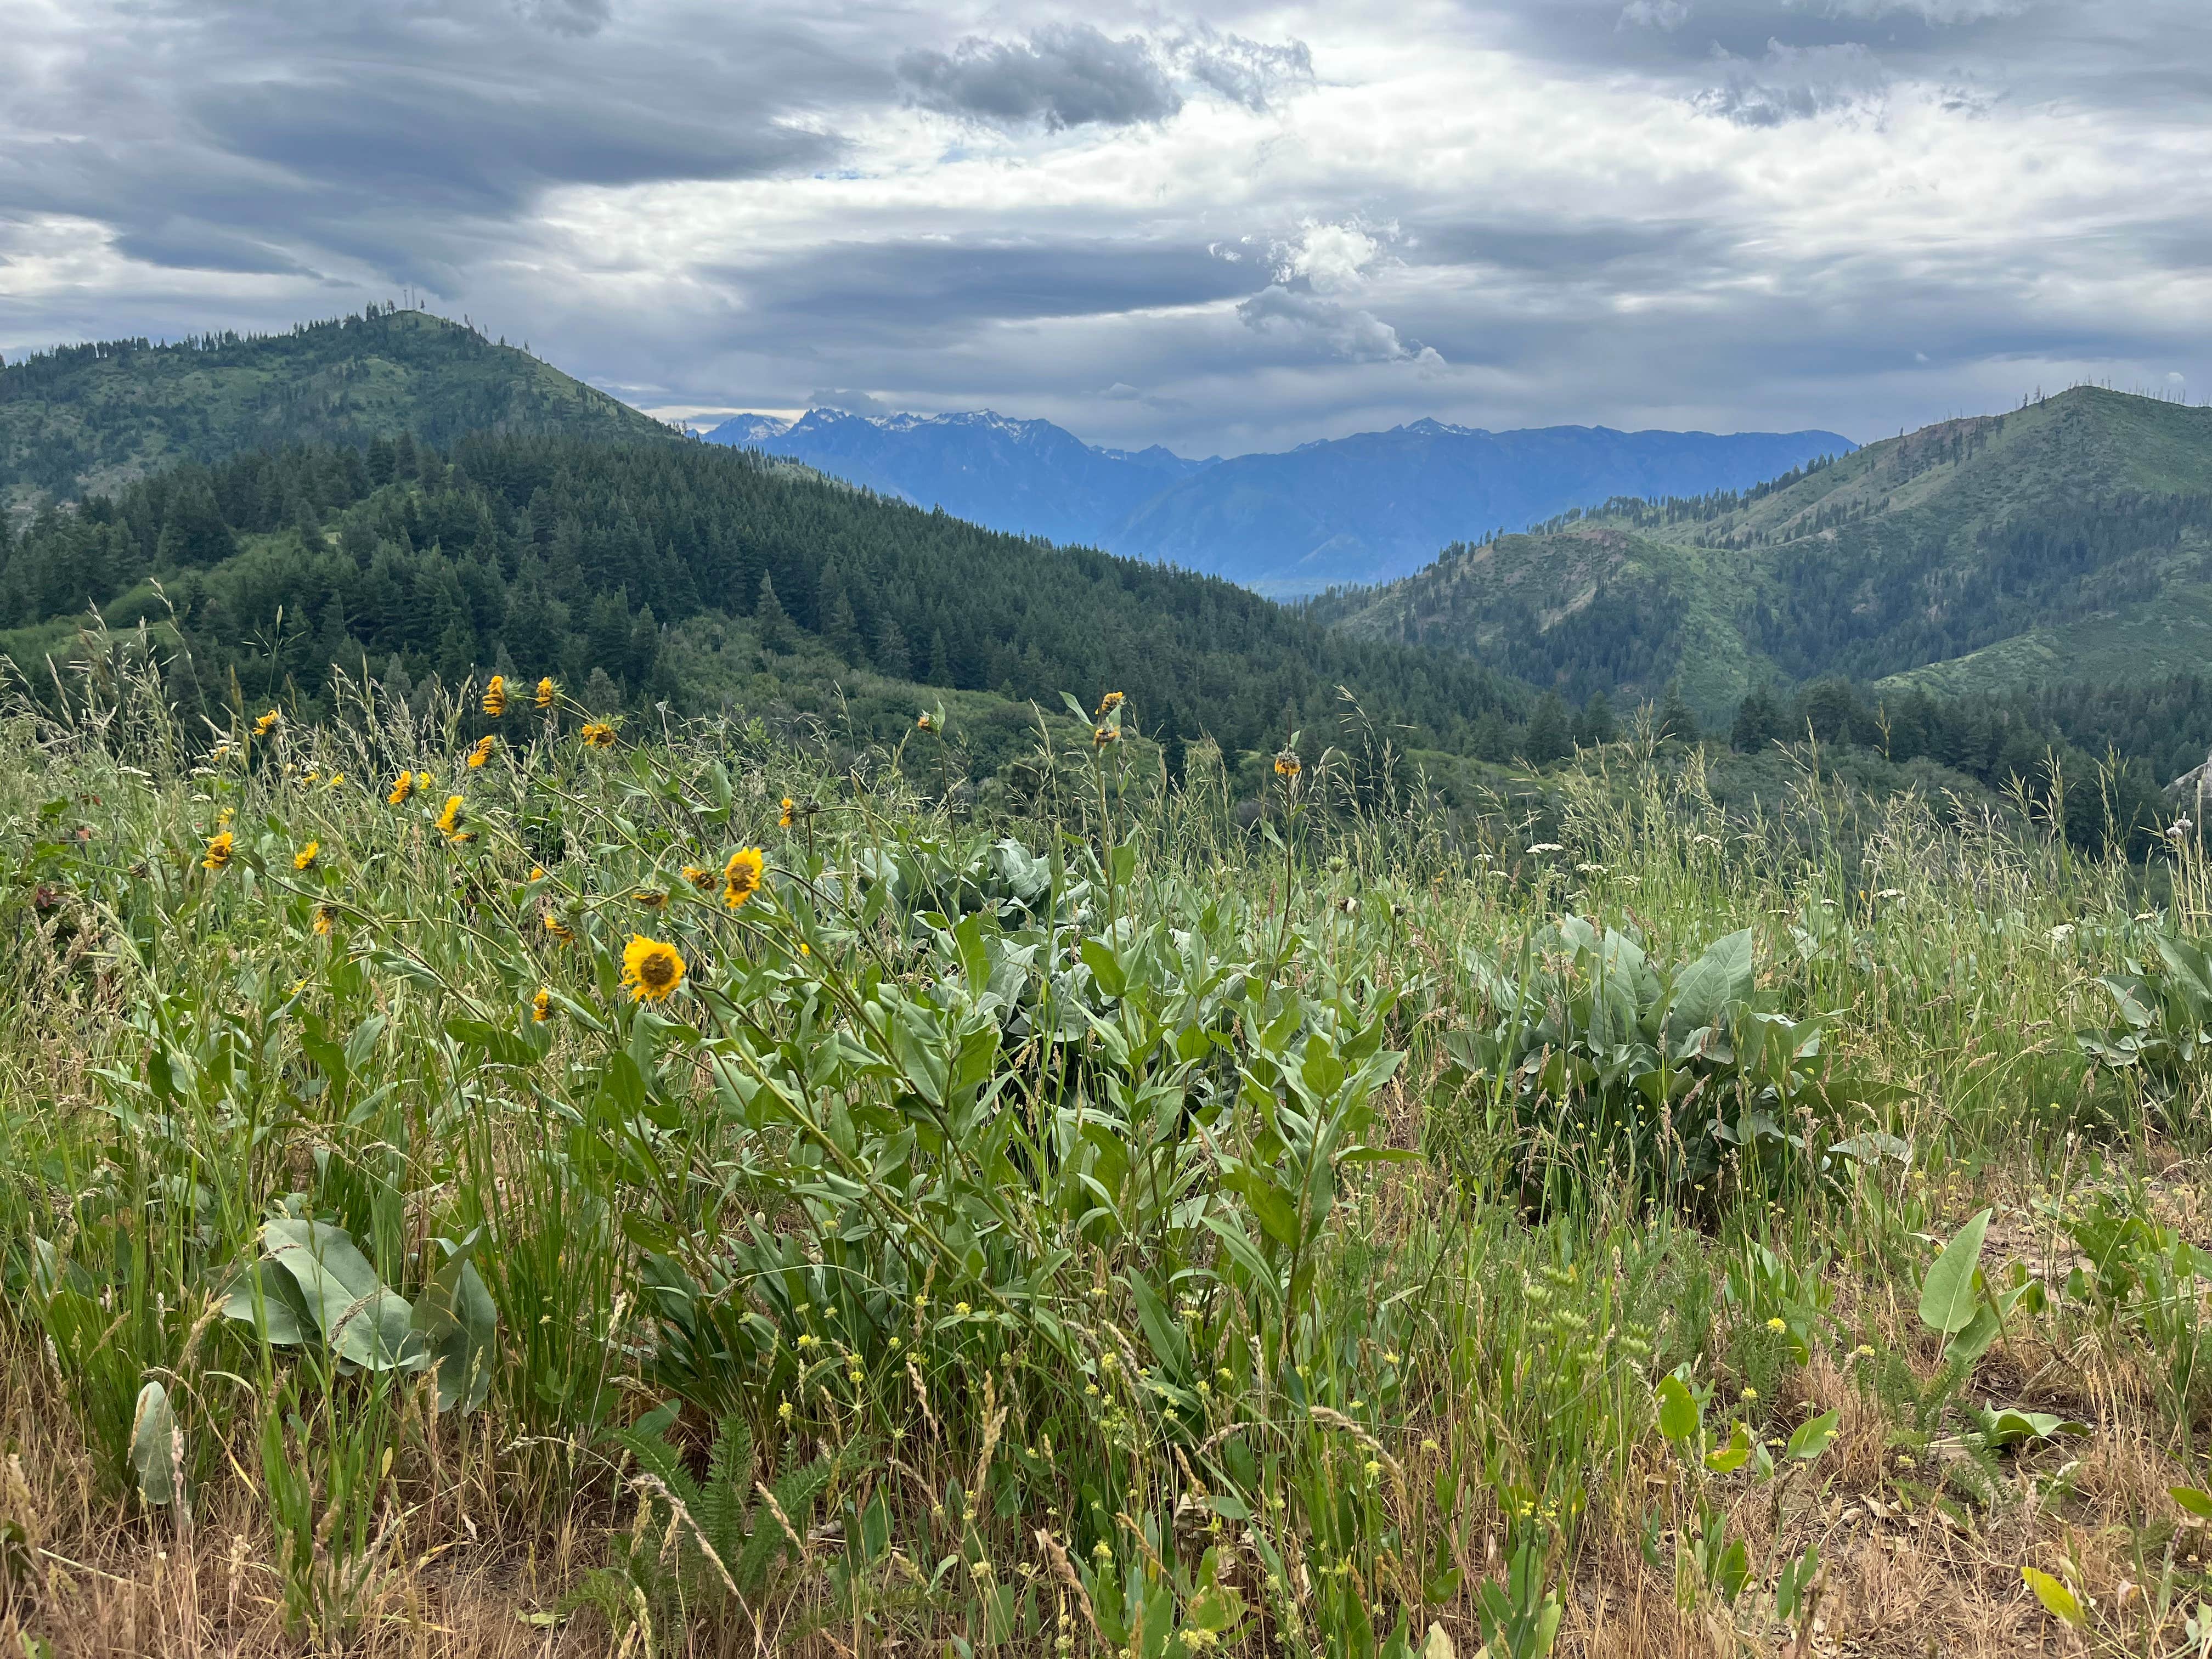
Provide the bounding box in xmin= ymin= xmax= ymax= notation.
xmin=0 ymin=307 xmax=674 ymax=509
xmin=1309 ymin=387 xmax=2212 ymax=718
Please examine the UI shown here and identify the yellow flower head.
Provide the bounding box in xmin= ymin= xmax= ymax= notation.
xmin=542 ymin=914 xmax=575 ymax=944
xmin=467 ymin=734 xmax=496 ymax=769
xmin=529 ymin=865 xmax=545 ymax=881
xmin=580 ymin=721 xmax=616 ymax=749
xmin=481 ymin=675 xmax=507 ymax=717
xmin=1092 ymin=724 xmax=1118 ymax=747
xmin=780 ymin=797 xmax=796 ymax=828
xmin=388 ymin=769 xmax=418 ymax=806
xmin=532 ymin=986 xmax=553 ymax=1023
xmin=534 ymin=675 xmax=557 ymax=709
xmin=293 ymin=840 xmax=320 ymax=871
xmin=202 ymin=830 xmax=234 ymax=871
xmin=253 ymin=709 xmax=280 ymax=737
xmin=1274 ymin=751 xmax=1303 ymax=780
xmin=313 ymin=903 xmax=337 ymax=936
xmin=622 ymin=934 xmax=687 ymax=1002
xmin=723 ymin=847 xmax=766 ymax=910
xmin=436 ymin=794 xmax=465 ymax=836
xmin=1095 ymin=690 xmax=1124 ymax=717
xmin=915 ymin=711 xmax=933 ymax=731
xmin=682 ymin=865 xmax=716 ymax=891
xmin=635 ymin=887 xmax=668 ymax=910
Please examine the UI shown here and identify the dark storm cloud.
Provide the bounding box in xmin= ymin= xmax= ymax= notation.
xmin=1 ymin=0 xmax=867 ymax=289
xmin=1691 ymin=40 xmax=1887 ymax=125
xmin=716 ymin=238 xmax=1260 ymax=346
xmin=894 ymin=21 xmax=1314 ymax=131
xmin=516 ymin=0 xmax=613 ymax=36
xmin=897 ymin=24 xmax=1185 ymax=130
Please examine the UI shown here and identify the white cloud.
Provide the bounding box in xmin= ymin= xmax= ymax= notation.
xmin=1274 ymin=221 xmax=1391 ymax=294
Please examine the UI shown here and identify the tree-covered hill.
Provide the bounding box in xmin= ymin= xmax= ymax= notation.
xmin=1307 ymin=387 xmax=2212 ymax=719
xmin=0 ymin=432 xmax=1528 ymax=769
xmin=0 ymin=307 xmax=674 ymax=509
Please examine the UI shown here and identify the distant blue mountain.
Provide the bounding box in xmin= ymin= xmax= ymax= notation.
xmin=702 ymin=407 xmax=1854 ymax=592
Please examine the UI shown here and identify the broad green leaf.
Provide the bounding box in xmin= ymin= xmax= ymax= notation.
xmin=414 ymin=1242 xmax=499 ymax=1414
xmin=1705 ymin=1421 xmax=1751 ymax=1474
xmin=2021 ymin=1566 xmax=2085 ymax=1628
xmin=2174 ymin=1486 xmax=2212 ymax=1519
xmin=1918 ymin=1208 xmax=1993 ymax=1336
xmin=220 ymin=1259 xmax=313 ymax=1345
xmin=1666 ymin=929 xmax=1753 ymax=1042
xmin=263 ymin=1218 xmax=421 ymax=1370
xmin=130 ymin=1380 xmax=179 ymax=1507
xmin=1655 ymin=1375 xmax=1700 ymax=1444
xmin=1785 ymin=1409 xmax=1839 ymax=1461
xmin=1950 ymin=1301 xmax=2004 ymax=1364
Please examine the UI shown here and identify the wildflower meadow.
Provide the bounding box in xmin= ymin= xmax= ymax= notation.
xmin=4 ymin=651 xmax=2212 ymax=1656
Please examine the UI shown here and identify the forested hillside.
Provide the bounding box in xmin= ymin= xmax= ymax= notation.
xmin=1309 ymin=387 xmax=2212 ymax=715
xmin=0 ymin=433 xmax=1526 ymax=769
xmin=0 ymin=307 xmax=672 ymax=507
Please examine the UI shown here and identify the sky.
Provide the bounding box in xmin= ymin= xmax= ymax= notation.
xmin=4 ymin=0 xmax=2210 ymax=455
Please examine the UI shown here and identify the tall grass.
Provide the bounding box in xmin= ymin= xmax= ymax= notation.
xmin=1 ymin=642 xmax=2210 ymax=1655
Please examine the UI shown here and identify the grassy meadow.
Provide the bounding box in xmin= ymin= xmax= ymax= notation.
xmin=4 ymin=657 xmax=2212 ymax=1656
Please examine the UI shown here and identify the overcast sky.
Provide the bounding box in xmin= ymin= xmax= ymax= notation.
xmin=5 ymin=0 xmax=2209 ymax=454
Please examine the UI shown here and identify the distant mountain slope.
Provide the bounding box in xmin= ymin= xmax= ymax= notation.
xmin=1117 ymin=420 xmax=1856 ymax=591
xmin=1307 ymin=386 xmax=2212 ymax=717
xmin=705 ymin=407 xmax=1853 ymax=591
xmin=702 ymin=408 xmax=1211 ymax=548
xmin=0 ymin=307 xmax=672 ymax=508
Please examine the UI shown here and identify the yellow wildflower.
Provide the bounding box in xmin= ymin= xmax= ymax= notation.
xmin=1095 ymin=690 xmax=1124 ymax=717
xmin=467 ymin=735 xmax=496 ymax=769
xmin=253 ymin=709 xmax=280 ymax=737
xmin=388 ymin=770 xmax=418 ymax=805
xmin=915 ymin=711 xmax=933 ymax=731
xmin=1092 ymin=724 xmax=1118 ymax=747
xmin=293 ymin=840 xmax=320 ymax=871
xmin=532 ymin=986 xmax=553 ymax=1023
xmin=580 ymin=722 xmax=616 ymax=749
xmin=313 ymin=903 xmax=337 ymax=936
xmin=481 ymin=675 xmax=507 ymax=716
xmin=534 ymin=676 xmax=557 ymax=709
xmin=202 ymin=830 xmax=234 ymax=871
xmin=723 ymin=847 xmax=765 ymax=910
xmin=682 ymin=865 xmax=716 ymax=891
xmin=1274 ymin=751 xmax=1302 ymax=780
xmin=635 ymin=888 xmax=668 ymax=910
xmin=780 ymin=797 xmax=796 ymax=828
xmin=435 ymin=795 xmax=465 ymax=837
xmin=543 ymin=914 xmax=575 ymax=945
xmin=529 ymin=866 xmax=545 ymax=881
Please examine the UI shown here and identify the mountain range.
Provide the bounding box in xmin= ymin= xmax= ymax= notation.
xmin=16 ymin=306 xmax=2212 ymax=776
xmin=1304 ymin=385 xmax=2212 ymax=719
xmin=702 ymin=407 xmax=1855 ymax=592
